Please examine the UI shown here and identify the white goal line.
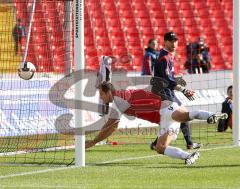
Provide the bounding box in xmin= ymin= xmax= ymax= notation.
xmin=0 ymin=145 xmax=75 ymax=157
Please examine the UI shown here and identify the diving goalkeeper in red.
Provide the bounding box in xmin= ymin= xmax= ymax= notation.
xmin=86 ymin=82 xmax=227 ymax=165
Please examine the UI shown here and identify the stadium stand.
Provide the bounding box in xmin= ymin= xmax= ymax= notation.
xmin=13 ymin=0 xmax=233 ymax=73
xmin=0 ymin=5 xmax=21 ymax=71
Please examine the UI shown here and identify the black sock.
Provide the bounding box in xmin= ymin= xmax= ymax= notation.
xmin=180 ymin=122 xmax=193 ymax=146
xmin=152 ymin=137 xmax=158 ymax=145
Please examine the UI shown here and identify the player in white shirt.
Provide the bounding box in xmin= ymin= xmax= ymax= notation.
xmin=86 ymin=82 xmax=227 ymax=165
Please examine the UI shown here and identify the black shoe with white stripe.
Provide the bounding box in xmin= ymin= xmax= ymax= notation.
xmin=185 ymin=151 xmax=200 ymax=165
xmin=187 ymin=142 xmax=202 ymax=150
xmin=207 ymin=113 xmax=228 ymax=124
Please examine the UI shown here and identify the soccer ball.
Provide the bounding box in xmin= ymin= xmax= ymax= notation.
xmin=18 ymin=62 xmax=36 ymax=80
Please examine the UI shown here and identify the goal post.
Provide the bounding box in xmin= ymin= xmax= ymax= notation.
xmin=74 ymin=0 xmax=85 ymax=167
xmin=233 ymin=0 xmax=240 ymax=146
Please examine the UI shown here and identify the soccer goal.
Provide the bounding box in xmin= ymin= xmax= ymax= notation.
xmin=0 ymin=0 xmax=78 ymax=166
xmin=0 ymin=0 xmax=239 ymax=167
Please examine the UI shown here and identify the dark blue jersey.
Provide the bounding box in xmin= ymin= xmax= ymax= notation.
xmin=218 ymin=97 xmax=232 ymax=132
xmin=141 ymin=47 xmax=157 ymax=75
xmin=153 ymin=49 xmax=179 ymax=102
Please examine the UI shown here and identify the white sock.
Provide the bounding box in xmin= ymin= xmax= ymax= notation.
xmin=164 ymin=146 xmax=190 ymax=160
xmin=189 ymin=110 xmax=214 ymax=120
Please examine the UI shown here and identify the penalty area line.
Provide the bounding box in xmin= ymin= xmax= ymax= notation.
xmin=0 ymin=145 xmax=236 ymax=179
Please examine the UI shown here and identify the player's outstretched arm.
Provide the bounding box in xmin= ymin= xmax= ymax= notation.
xmin=85 ymin=119 xmax=119 ymax=149
xmin=175 ymin=85 xmax=195 ymax=101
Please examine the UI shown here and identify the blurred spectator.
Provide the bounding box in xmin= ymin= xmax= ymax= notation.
xmin=218 ymin=85 xmax=233 ymax=132
xmin=141 ymin=38 xmax=158 ymax=75
xmin=12 ymin=18 xmax=26 ymax=55
xmin=185 ymin=38 xmax=212 ymax=74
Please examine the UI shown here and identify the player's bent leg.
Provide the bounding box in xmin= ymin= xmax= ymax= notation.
xmin=156 ymin=132 xmax=192 ymax=160
xmin=180 ymin=122 xmax=202 ymax=149
xmin=171 ymin=106 xmax=190 ymax=123
xmin=172 ymin=107 xmax=228 ymax=124
xmin=155 ymin=132 xmax=173 ymax=154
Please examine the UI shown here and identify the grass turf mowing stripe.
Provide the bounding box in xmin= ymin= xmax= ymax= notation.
xmin=0 ymin=145 xmax=236 ymax=180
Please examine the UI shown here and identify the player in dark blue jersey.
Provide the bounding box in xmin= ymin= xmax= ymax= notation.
xmin=218 ymin=85 xmax=233 ymax=132
xmin=151 ymin=32 xmax=201 ymax=150
xmin=141 ymin=38 xmax=158 ymax=75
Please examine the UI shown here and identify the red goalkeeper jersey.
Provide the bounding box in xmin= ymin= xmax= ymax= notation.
xmin=111 ymin=89 xmax=161 ymax=124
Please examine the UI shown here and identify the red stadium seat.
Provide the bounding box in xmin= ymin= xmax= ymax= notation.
xmin=183 ymin=19 xmax=198 ymax=28
xmin=117 ymin=2 xmax=131 ymax=10
xmin=105 ymin=10 xmax=119 ymax=18
xmin=122 ymin=18 xmax=137 ymax=27
xmin=166 ymin=10 xmax=180 ymax=19
xmin=95 ymin=28 xmax=109 ymax=37
xmin=178 ymin=2 xmax=192 ymax=10
xmin=125 ymin=27 xmax=140 ymax=36
xmin=102 ymin=2 xmax=116 ymax=11
xmin=109 ymin=28 xmax=124 ymax=37
xmin=152 ymin=19 xmax=167 ymax=28
xmin=129 ymin=48 xmax=144 ymax=57
xmin=149 ymin=10 xmax=165 ymax=20
xmin=200 ymin=19 xmax=213 ymax=28
xmin=135 ymin=10 xmax=151 ymax=19
xmin=111 ymin=37 xmax=126 ymax=47
xmin=164 ymin=3 xmax=178 ymax=11
xmin=120 ymin=10 xmax=135 ymax=19
xmin=137 ymin=18 xmax=151 ymax=27
xmin=132 ymin=2 xmax=146 ymax=11
xmin=224 ymin=46 xmax=232 ymax=56
xmin=147 ymin=1 xmax=161 ymax=11
xmin=141 ymin=27 xmax=154 ymax=36
xmin=173 ymin=27 xmax=185 ymax=36
xmin=85 ymin=47 xmax=98 ymax=57
xmin=97 ymin=48 xmax=113 ymax=56
xmin=181 ymin=10 xmax=194 ymax=18
xmin=127 ymin=37 xmax=141 ymax=47
xmin=14 ymin=0 xmax=232 ymax=72
xmin=221 ymin=37 xmax=232 ymax=46
xmin=96 ymin=37 xmax=111 ymax=47
xmin=169 ymin=19 xmax=182 ymax=27
xmin=107 ymin=18 xmax=122 ymax=28
xmin=222 ymin=2 xmax=232 ymax=11
xmin=162 ymin=0 xmax=175 ymax=3
xmin=211 ymin=11 xmax=224 ymax=19
xmin=113 ymin=47 xmax=128 ymax=57
xmin=197 ymin=9 xmax=211 ymax=18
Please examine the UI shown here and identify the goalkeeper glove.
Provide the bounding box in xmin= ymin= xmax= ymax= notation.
xmin=175 ymin=76 xmax=187 ymax=87
xmin=180 ymin=87 xmax=195 ymax=101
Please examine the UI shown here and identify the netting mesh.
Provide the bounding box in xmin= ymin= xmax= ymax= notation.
xmin=0 ymin=0 xmax=75 ymax=165
xmin=84 ymin=0 xmax=233 ymax=145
